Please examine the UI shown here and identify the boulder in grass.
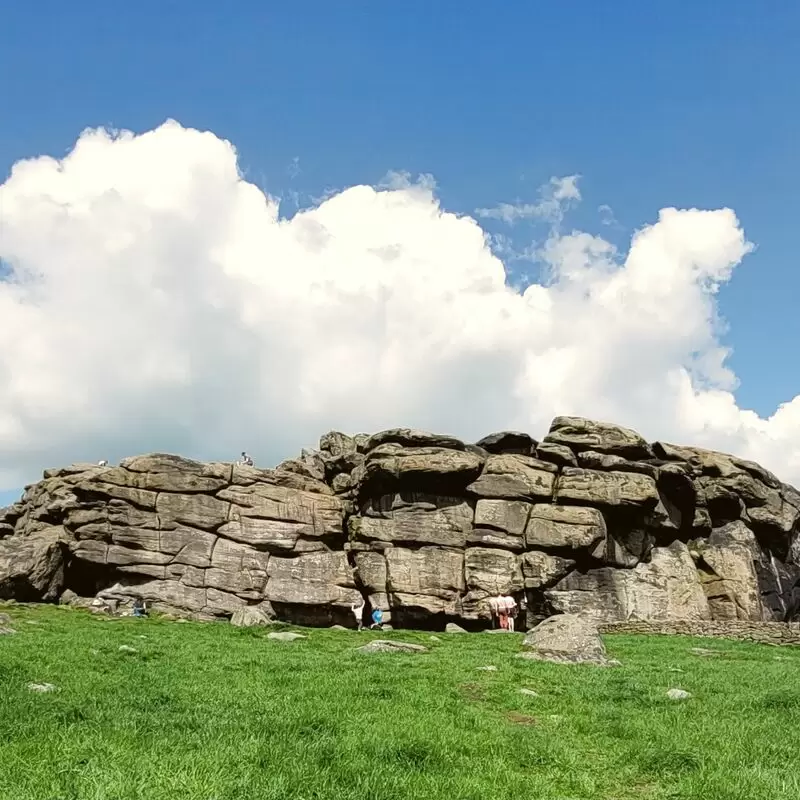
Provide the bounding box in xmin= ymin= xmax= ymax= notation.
xmin=517 ymin=613 xmax=619 ymax=666
xmin=231 ymin=606 xmax=274 ymax=628
xmin=445 ymin=622 xmax=467 ymax=633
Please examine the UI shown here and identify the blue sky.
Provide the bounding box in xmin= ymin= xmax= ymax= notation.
xmin=1 ymin=2 xmax=799 ymax=503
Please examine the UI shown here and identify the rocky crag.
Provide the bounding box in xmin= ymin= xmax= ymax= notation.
xmin=2 ymin=417 xmax=800 ymax=629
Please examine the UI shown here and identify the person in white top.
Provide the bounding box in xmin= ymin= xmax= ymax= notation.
xmin=238 ymin=451 xmax=254 ymax=467
xmin=351 ymin=599 xmax=365 ymax=631
xmin=488 ymin=595 xmax=500 ymax=628
xmin=504 ymin=595 xmax=518 ymax=632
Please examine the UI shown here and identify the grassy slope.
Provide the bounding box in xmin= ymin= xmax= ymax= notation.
xmin=1 ymin=606 xmax=799 ymax=800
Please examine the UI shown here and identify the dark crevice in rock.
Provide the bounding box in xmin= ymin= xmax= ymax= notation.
xmin=389 ymin=605 xmax=452 ymax=632
xmin=749 ymin=521 xmax=792 ymax=562
xmin=524 ymin=587 xmax=554 ymax=626
xmin=0 ymin=576 xmax=43 ymax=601
xmin=656 ymin=471 xmax=696 ymax=536
xmin=706 ymin=494 xmax=744 ymax=528
xmin=784 ymin=578 xmax=800 ymax=621
xmin=72 ymin=486 xmax=154 ymax=513
xmin=271 ymin=602 xmax=355 ymax=628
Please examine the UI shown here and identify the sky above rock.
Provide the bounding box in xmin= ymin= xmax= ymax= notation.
xmin=1 ymin=3 xmax=800 ymax=498
xmin=1 ymin=120 xmax=799 ymax=492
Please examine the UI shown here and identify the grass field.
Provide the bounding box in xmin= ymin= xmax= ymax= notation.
xmin=1 ymin=605 xmax=799 ymax=800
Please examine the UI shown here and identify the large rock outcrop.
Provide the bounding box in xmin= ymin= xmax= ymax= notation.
xmin=2 ymin=417 xmax=800 ymax=628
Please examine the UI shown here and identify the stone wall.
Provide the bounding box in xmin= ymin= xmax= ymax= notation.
xmin=599 ymin=620 xmax=800 ymax=646
xmin=2 ymin=416 xmax=800 ymax=629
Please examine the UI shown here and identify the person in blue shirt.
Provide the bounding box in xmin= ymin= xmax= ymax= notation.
xmin=370 ymin=607 xmax=383 ymax=629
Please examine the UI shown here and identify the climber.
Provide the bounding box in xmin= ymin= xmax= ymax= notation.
xmin=132 ymin=597 xmax=148 ymax=618
xmin=98 ymin=459 xmax=108 ymax=467
xmin=351 ymin=599 xmax=365 ymax=631
xmin=370 ymin=607 xmax=383 ymax=629
xmin=238 ymin=451 xmax=254 ymax=467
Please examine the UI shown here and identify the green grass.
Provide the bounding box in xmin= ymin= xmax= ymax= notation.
xmin=2 ymin=605 xmax=800 ymax=800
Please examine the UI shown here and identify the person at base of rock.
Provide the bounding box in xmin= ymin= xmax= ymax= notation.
xmin=505 ymin=595 xmax=518 ymax=632
xmin=351 ymin=599 xmax=365 ymax=631
xmin=785 ymin=579 xmax=800 ymax=623
xmin=132 ymin=597 xmax=148 ymax=618
xmin=488 ymin=596 xmax=499 ymax=628
xmin=238 ymin=451 xmax=254 ymax=467
xmin=489 ymin=594 xmax=509 ymax=631
xmin=370 ymin=607 xmax=383 ymax=629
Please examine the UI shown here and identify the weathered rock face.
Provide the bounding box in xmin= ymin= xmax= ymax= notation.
xmin=2 ymin=417 xmax=800 ymax=628
xmin=519 ymin=613 xmax=617 ymax=666
xmin=545 ymin=541 xmax=712 ymax=623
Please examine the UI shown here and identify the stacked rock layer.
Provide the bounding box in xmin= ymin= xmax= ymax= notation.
xmin=2 ymin=417 xmax=799 ymax=628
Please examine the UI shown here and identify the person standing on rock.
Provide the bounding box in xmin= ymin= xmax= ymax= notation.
xmin=351 ymin=599 xmax=365 ymax=631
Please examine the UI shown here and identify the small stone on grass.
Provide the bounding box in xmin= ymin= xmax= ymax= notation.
xmin=267 ymin=632 xmax=306 ymax=642
xmin=358 ymin=640 xmax=427 ymax=654
xmin=118 ymin=645 xmax=138 ymax=654
xmin=667 ymin=688 xmax=692 ymax=701
xmin=519 ymin=688 xmax=539 ymax=697
xmin=690 ymin=647 xmax=722 ymax=657
xmin=28 ymin=683 xmax=58 ymax=693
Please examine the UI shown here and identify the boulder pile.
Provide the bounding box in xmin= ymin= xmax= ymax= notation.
xmin=2 ymin=416 xmax=799 ymax=629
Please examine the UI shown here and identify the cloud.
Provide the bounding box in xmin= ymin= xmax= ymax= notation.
xmin=377 ymin=170 xmax=438 ymax=192
xmin=598 ymin=203 xmax=617 ymax=226
xmin=286 ymin=156 xmax=301 ymax=179
xmin=476 ymin=175 xmax=581 ymax=225
xmin=486 ymin=233 xmax=537 ymax=266
xmin=1 ymin=121 xmax=799 ymax=492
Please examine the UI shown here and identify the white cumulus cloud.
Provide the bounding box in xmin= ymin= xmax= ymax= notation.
xmin=1 ymin=121 xmax=799 ymax=492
